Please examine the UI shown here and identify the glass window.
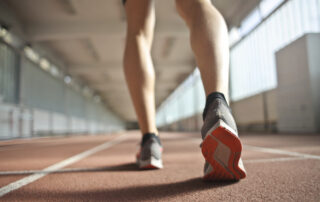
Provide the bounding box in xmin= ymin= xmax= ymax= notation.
xmin=0 ymin=42 xmax=19 ymax=104
xmin=260 ymin=0 xmax=284 ymax=18
xmin=230 ymin=0 xmax=320 ymax=101
xmin=239 ymin=8 xmax=262 ymax=36
xmin=229 ymin=27 xmax=241 ymax=46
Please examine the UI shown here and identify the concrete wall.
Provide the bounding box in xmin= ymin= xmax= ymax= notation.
xmin=160 ymin=89 xmax=278 ymax=133
xmin=159 ymin=113 xmax=202 ymax=132
xmin=231 ymin=89 xmax=277 ymax=132
xmin=276 ymin=33 xmax=320 ymax=133
xmin=307 ymin=34 xmax=320 ymax=132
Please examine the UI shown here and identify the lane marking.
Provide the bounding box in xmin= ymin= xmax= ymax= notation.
xmin=244 ymin=145 xmax=320 ymax=160
xmin=0 ymin=134 xmax=127 ymax=198
xmin=0 ymin=142 xmax=78 ymax=152
xmin=244 ymin=156 xmax=308 ymax=163
xmin=0 ymin=156 xmax=311 ymax=176
xmin=189 ymin=137 xmax=320 ymax=160
xmin=0 ymin=166 xmax=122 ymax=176
xmin=1 ymin=134 xmax=319 ymax=197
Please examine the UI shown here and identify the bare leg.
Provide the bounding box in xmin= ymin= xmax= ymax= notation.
xmin=123 ymin=0 xmax=158 ymax=135
xmin=175 ymin=0 xmax=246 ymax=181
xmin=175 ymin=0 xmax=230 ymax=101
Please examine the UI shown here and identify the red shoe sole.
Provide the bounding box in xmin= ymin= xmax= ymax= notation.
xmin=136 ymin=155 xmax=163 ymax=169
xmin=202 ymin=120 xmax=246 ymax=181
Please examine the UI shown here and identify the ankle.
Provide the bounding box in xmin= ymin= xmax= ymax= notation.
xmin=202 ymin=91 xmax=228 ymax=120
xmin=141 ymin=132 xmax=161 ymax=146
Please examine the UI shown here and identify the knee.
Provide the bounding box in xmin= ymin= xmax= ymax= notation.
xmin=175 ymin=0 xmax=200 ymax=20
xmin=126 ymin=7 xmax=155 ymax=41
xmin=175 ymin=0 xmax=225 ymax=29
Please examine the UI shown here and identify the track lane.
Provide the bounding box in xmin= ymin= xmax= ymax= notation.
xmin=0 ymin=132 xmax=319 ymax=201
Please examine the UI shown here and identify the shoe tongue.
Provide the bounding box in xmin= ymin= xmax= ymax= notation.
xmin=141 ymin=133 xmax=161 ymax=146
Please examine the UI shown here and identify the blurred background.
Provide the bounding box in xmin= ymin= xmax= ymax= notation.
xmin=0 ymin=0 xmax=319 ymax=139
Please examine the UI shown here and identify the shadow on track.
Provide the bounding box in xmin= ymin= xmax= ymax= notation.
xmin=7 ymin=177 xmax=236 ymax=201
xmin=1 ymin=162 xmax=238 ymax=200
xmin=68 ymin=178 xmax=236 ymax=201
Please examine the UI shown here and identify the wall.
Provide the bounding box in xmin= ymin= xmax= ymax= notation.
xmin=160 ymin=89 xmax=278 ymax=133
xmin=159 ymin=113 xmax=202 ymax=132
xmin=156 ymin=0 xmax=320 ymax=133
xmin=276 ymin=33 xmax=320 ymax=133
xmin=0 ymin=42 xmax=19 ymax=104
xmin=156 ymin=69 xmax=206 ymax=128
xmin=230 ymin=0 xmax=320 ymax=101
xmin=0 ymin=42 xmax=125 ymax=139
xmin=307 ymin=34 xmax=320 ymax=132
xmin=231 ymin=89 xmax=277 ymax=132
xmin=0 ymin=103 xmax=124 ymax=139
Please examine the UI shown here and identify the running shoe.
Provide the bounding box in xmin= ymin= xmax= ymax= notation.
xmin=201 ymin=95 xmax=246 ymax=181
xmin=136 ymin=133 xmax=163 ymax=169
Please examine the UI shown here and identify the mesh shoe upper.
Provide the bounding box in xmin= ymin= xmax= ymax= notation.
xmin=201 ymin=97 xmax=239 ymax=176
xmin=201 ymin=98 xmax=238 ymax=140
xmin=139 ymin=135 xmax=162 ymax=161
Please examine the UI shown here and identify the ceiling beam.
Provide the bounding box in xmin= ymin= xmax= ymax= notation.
xmin=68 ymin=61 xmax=121 ymax=74
xmin=68 ymin=61 xmax=194 ymax=75
xmin=26 ymin=21 xmax=188 ymax=42
xmin=69 ymin=61 xmax=120 ymax=69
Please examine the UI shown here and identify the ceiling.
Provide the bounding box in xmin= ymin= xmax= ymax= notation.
xmin=1 ymin=0 xmax=259 ymax=121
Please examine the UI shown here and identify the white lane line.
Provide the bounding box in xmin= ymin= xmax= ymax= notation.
xmin=244 ymin=156 xmax=308 ymax=163
xmin=0 ymin=156 xmax=311 ymax=176
xmin=185 ymin=137 xmax=320 ymax=160
xmin=0 ymin=167 xmax=116 ymax=176
xmin=0 ymin=142 xmax=77 ymax=152
xmin=0 ymin=134 xmax=127 ymax=198
xmin=245 ymin=145 xmax=320 ymax=160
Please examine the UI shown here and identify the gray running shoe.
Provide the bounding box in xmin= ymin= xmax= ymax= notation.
xmin=201 ymin=95 xmax=246 ymax=181
xmin=136 ymin=133 xmax=163 ymax=169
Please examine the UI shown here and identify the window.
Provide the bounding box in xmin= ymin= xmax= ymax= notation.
xmin=239 ymin=8 xmax=262 ymax=36
xmin=0 ymin=42 xmax=19 ymax=104
xmin=230 ymin=0 xmax=320 ymax=101
xmin=260 ymin=0 xmax=285 ymax=18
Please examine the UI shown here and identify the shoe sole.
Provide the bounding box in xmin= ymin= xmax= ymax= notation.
xmin=201 ymin=120 xmax=246 ymax=181
xmin=137 ymin=156 xmax=163 ymax=169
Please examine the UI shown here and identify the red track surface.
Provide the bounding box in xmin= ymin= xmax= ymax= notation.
xmin=0 ymin=131 xmax=320 ymax=201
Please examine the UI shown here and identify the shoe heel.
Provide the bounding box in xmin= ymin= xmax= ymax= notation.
xmin=137 ymin=156 xmax=163 ymax=169
xmin=202 ymin=120 xmax=246 ymax=180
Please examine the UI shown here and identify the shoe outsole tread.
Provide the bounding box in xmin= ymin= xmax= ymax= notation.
xmin=202 ymin=120 xmax=246 ymax=181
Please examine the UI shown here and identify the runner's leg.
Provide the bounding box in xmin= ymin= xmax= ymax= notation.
xmin=175 ymin=0 xmax=230 ymax=101
xmin=123 ymin=0 xmax=158 ymax=135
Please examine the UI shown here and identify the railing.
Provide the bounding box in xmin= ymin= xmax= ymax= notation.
xmin=0 ymin=103 xmax=122 ymax=140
